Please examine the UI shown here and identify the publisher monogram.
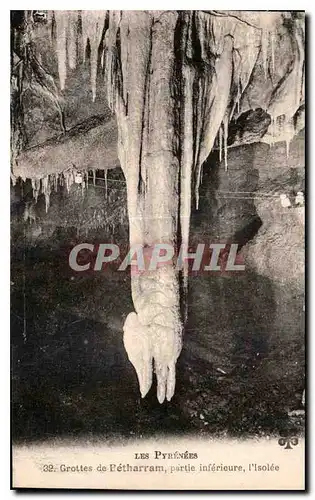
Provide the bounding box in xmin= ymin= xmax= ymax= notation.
xmin=278 ymin=437 xmax=299 ymax=449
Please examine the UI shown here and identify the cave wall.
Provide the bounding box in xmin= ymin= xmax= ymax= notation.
xmin=186 ymin=130 xmax=304 ymax=392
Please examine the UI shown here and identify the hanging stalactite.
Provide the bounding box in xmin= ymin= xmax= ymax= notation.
xmin=67 ymin=11 xmax=78 ymax=70
xmin=41 ymin=175 xmax=51 ymax=212
xmin=104 ymin=169 xmax=108 ymax=200
xmin=54 ymin=11 xmax=67 ymax=91
xmin=11 ymin=10 xmax=305 ymax=403
xmin=31 ymin=178 xmax=41 ymax=203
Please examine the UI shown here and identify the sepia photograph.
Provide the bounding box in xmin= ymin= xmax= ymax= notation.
xmin=10 ymin=9 xmax=305 ymax=490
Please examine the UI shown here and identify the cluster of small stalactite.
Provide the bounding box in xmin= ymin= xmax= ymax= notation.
xmin=197 ymin=12 xmax=304 ymax=196
xmin=47 ymin=11 xmax=305 ymax=154
xmin=59 ymin=175 xmax=128 ymax=237
xmin=28 ymin=168 xmax=114 ymax=213
xmin=22 ymin=168 xmax=128 ymax=238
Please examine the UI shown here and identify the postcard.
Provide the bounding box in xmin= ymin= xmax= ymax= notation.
xmin=11 ymin=9 xmax=305 ymax=490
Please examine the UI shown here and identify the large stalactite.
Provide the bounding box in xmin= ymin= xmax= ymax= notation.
xmin=11 ymin=10 xmax=305 ymax=403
